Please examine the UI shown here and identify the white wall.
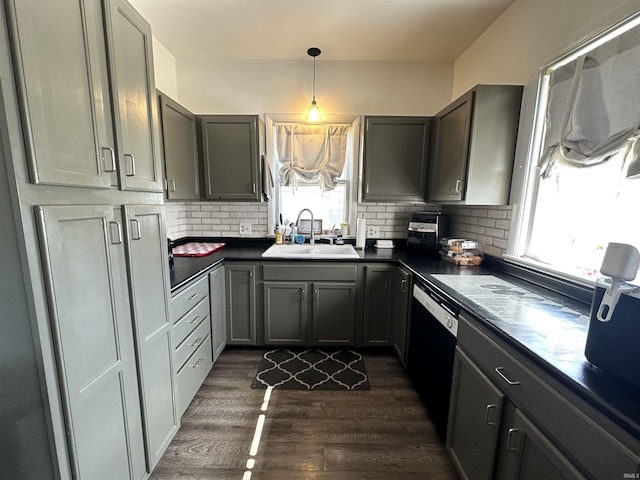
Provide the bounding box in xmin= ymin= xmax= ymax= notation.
xmin=152 ymin=38 xmax=178 ymax=99
xmin=452 ymin=0 xmax=640 ymax=98
xmin=176 ymin=59 xmax=453 ymax=116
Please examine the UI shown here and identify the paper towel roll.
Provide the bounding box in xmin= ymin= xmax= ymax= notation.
xmin=356 ymin=218 xmax=367 ymax=250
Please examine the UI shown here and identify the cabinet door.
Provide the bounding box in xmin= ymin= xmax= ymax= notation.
xmin=392 ymin=268 xmax=411 ymax=365
xmin=7 ymin=0 xmax=116 ymax=188
xmin=447 ymin=348 xmax=505 ymax=480
xmin=200 ymin=115 xmax=261 ymax=201
xmin=226 ymin=264 xmax=257 ymax=344
xmin=363 ymin=265 xmax=395 ymax=345
xmin=503 ymin=410 xmax=586 ymax=480
xmin=124 ymin=205 xmax=178 ymax=470
xmin=429 ymin=91 xmax=473 ymax=202
xmin=264 ymin=282 xmax=307 ymax=345
xmin=36 ymin=206 xmax=145 ymax=480
xmin=209 ymin=266 xmax=226 ymax=361
xmin=362 ymin=116 xmax=430 ymax=202
xmin=159 ymin=93 xmax=200 ymax=200
xmin=106 ymin=0 xmax=163 ymax=192
xmin=312 ymin=282 xmax=357 ymax=346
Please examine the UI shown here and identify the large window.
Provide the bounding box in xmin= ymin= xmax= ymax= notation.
xmin=267 ymin=118 xmax=358 ymax=234
xmin=509 ymin=13 xmax=640 ymax=283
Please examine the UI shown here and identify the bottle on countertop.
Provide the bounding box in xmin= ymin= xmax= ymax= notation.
xmin=275 ymin=226 xmax=283 ymax=245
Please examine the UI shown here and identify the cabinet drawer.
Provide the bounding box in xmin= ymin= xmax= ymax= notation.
xmin=175 ymin=335 xmax=213 ymax=417
xmin=170 ymin=275 xmax=209 ymax=322
xmin=262 ymin=264 xmax=357 ymax=282
xmin=174 ymin=317 xmax=211 ymax=371
xmin=458 ymin=315 xmax=640 ymax=479
xmin=173 ymin=299 xmax=208 ymax=348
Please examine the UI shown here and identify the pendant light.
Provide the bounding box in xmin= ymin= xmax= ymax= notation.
xmin=305 ymin=47 xmax=322 ymax=122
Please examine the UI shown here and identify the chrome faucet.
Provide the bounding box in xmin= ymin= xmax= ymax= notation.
xmin=295 ymin=208 xmax=315 ymax=244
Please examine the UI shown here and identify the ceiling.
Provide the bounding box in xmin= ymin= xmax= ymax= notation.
xmin=128 ymin=0 xmax=517 ymax=63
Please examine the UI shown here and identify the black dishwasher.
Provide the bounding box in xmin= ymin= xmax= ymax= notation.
xmin=406 ymin=277 xmax=459 ymax=441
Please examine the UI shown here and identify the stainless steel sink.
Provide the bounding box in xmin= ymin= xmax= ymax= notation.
xmin=262 ymin=243 xmax=360 ymax=259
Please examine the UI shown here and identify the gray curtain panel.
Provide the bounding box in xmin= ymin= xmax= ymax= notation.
xmin=539 ymin=23 xmax=640 ymax=178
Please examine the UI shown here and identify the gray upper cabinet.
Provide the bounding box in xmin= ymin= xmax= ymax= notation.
xmin=428 ymin=85 xmax=523 ymax=205
xmin=106 ymin=0 xmax=163 ymax=192
xmin=6 ymin=0 xmax=117 ymax=188
xmin=361 ymin=116 xmax=431 ymax=202
xmin=199 ymin=115 xmax=263 ymax=201
xmin=158 ymin=92 xmax=200 ymax=200
xmin=35 ymin=205 xmax=146 ymax=480
xmin=124 ymin=205 xmax=178 ymax=470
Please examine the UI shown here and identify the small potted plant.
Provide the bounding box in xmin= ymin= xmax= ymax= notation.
xmin=340 ymin=222 xmax=349 ymax=236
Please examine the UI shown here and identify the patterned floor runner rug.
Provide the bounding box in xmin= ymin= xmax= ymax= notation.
xmin=251 ymin=348 xmax=370 ymax=390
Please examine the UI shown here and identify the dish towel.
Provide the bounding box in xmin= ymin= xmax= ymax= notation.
xmin=262 ymin=154 xmax=274 ymax=202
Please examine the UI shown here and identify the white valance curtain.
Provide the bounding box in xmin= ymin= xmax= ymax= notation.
xmin=275 ymin=124 xmax=351 ymax=190
xmin=539 ymin=22 xmax=640 ymax=179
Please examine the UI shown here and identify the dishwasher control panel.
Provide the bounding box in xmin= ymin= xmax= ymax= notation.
xmin=413 ymin=284 xmax=458 ymax=337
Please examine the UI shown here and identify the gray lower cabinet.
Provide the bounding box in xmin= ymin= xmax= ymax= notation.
xmin=363 ymin=265 xmax=395 ymax=345
xmin=170 ymin=274 xmax=213 ymax=417
xmin=428 ymin=85 xmax=523 ymax=205
xmin=361 ymin=116 xmax=431 ymax=202
xmin=35 ymin=205 xmax=146 ymax=480
xmin=209 ymin=265 xmax=227 ymax=361
xmin=226 ymin=263 xmax=258 ymax=344
xmin=124 ymin=205 xmax=178 ymax=470
xmin=262 ymin=263 xmax=358 ymax=346
xmin=263 ymin=280 xmax=357 ymax=346
xmin=447 ymin=348 xmax=505 ymax=480
xmin=448 ymin=314 xmax=640 ymax=480
xmin=199 ymin=115 xmax=263 ymax=201
xmin=392 ymin=267 xmax=412 ymax=365
xmin=158 ymin=92 xmax=199 ymax=200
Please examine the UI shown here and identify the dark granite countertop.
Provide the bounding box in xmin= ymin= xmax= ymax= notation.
xmin=168 ymin=238 xmax=640 ymax=441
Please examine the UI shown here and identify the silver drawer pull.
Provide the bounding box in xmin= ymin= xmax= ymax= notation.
xmin=495 ymin=367 xmax=520 ymax=385
xmin=484 ymin=404 xmax=498 ymax=426
xmin=190 ymin=337 xmax=202 ymax=348
xmin=191 ymin=358 xmax=203 ymax=368
xmin=189 ymin=315 xmax=201 ymax=324
xmin=102 ymin=146 xmax=117 ymax=173
xmin=188 ymin=293 xmax=199 ymax=300
xmin=125 ymin=153 xmax=136 ymax=176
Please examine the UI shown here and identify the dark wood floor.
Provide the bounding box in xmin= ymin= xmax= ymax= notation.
xmin=150 ymin=348 xmax=460 ymax=480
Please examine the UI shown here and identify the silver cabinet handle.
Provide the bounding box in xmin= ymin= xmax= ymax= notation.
xmin=455 ymin=179 xmax=462 ymax=193
xmin=495 ymin=367 xmax=520 ymax=385
xmin=109 ymin=221 xmax=122 ymax=244
xmin=301 ymin=289 xmax=306 ymax=300
xmin=130 ymin=219 xmax=141 ymax=240
xmin=506 ymin=428 xmax=521 ymax=452
xmin=190 ymin=358 xmax=203 ymax=368
xmin=102 ymin=147 xmax=117 ymax=173
xmin=125 ymin=153 xmax=136 ymax=176
xmin=169 ymin=179 xmax=176 ymax=192
xmin=365 ymin=183 xmax=370 ymax=194
xmin=188 ymin=293 xmax=200 ymax=300
xmin=313 ymin=289 xmax=318 ymax=300
xmin=190 ymin=337 xmax=202 ymax=348
xmin=251 ymin=182 xmax=256 ymax=194
xmin=189 ymin=315 xmax=201 ymax=324
xmin=400 ymin=279 xmax=407 ymax=293
xmin=484 ymin=404 xmax=497 ymax=426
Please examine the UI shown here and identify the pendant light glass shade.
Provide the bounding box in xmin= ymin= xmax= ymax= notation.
xmin=306 ymin=47 xmax=322 ymax=122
